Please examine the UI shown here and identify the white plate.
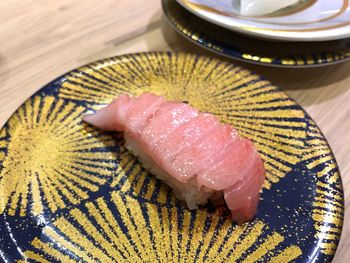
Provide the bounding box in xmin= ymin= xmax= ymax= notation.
xmin=177 ymin=0 xmax=350 ymax=41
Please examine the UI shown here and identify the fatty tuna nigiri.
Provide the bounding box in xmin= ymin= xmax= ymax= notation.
xmin=83 ymin=93 xmax=265 ymax=223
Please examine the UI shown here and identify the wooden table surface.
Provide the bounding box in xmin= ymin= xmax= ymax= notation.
xmin=0 ymin=0 xmax=348 ymax=261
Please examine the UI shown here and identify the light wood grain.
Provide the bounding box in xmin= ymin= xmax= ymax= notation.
xmin=0 ymin=0 xmax=348 ymax=261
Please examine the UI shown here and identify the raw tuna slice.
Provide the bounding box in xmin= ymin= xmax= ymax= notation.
xmin=165 ymin=124 xmax=238 ymax=183
xmin=197 ymin=138 xmax=258 ymax=190
xmin=140 ymin=102 xmax=199 ymax=152
xmin=83 ymin=93 xmax=266 ymax=223
xmin=124 ymin=93 xmax=165 ymax=132
xmin=153 ymin=113 xmax=220 ymax=167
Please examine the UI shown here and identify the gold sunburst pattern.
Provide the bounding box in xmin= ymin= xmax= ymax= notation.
xmin=59 ymin=53 xmax=307 ymax=190
xmin=22 ymin=191 xmax=302 ymax=262
xmin=0 ymin=96 xmax=117 ymax=217
xmin=303 ymin=120 xmax=344 ymax=255
xmin=0 ymin=128 xmax=7 ymax=165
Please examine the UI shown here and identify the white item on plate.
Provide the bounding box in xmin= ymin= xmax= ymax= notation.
xmin=177 ymin=0 xmax=350 ymax=41
xmin=240 ymin=0 xmax=301 ymax=16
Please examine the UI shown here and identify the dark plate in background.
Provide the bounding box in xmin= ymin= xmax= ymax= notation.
xmin=163 ymin=0 xmax=350 ymax=68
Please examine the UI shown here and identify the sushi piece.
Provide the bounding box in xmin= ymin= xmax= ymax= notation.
xmin=83 ymin=93 xmax=265 ymax=223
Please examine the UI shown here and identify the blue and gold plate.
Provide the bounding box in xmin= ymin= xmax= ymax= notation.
xmin=163 ymin=0 xmax=350 ymax=68
xmin=0 ymin=53 xmax=344 ymax=262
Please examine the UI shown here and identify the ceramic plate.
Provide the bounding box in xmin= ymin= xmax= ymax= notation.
xmin=164 ymin=0 xmax=350 ymax=68
xmin=177 ymin=0 xmax=350 ymax=42
xmin=0 ymin=53 xmax=343 ymax=262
